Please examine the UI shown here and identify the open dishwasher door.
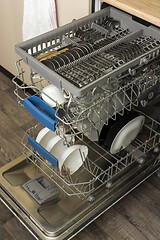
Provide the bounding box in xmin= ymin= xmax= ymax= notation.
xmin=0 ymin=139 xmax=160 ymax=240
xmin=0 ymin=5 xmax=160 ymax=240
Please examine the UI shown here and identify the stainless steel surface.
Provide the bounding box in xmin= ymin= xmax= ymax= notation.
xmin=0 ymin=152 xmax=160 ymax=240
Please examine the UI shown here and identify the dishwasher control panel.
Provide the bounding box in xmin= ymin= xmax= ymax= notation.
xmin=22 ymin=176 xmax=59 ymax=204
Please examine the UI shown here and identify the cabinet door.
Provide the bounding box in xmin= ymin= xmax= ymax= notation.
xmin=56 ymin=0 xmax=91 ymax=26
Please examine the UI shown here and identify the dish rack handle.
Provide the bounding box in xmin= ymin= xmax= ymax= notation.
xmin=23 ymin=96 xmax=59 ymax=131
xmin=28 ymin=136 xmax=58 ymax=168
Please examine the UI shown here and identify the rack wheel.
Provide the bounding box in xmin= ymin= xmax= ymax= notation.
xmin=87 ymin=195 xmax=95 ymax=202
xmin=156 ymin=168 xmax=160 ymax=178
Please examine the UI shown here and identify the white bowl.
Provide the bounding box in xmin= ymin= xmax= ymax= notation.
xmin=36 ymin=127 xmax=57 ymax=150
xmin=40 ymin=130 xmax=56 ymax=149
xmin=50 ymin=137 xmax=67 ymax=160
xmin=48 ymin=133 xmax=75 ymax=157
xmin=36 ymin=127 xmax=50 ymax=143
xmin=59 ymin=144 xmax=88 ymax=176
xmin=41 ymin=84 xmax=66 ymax=107
xmin=46 ymin=135 xmax=62 ymax=153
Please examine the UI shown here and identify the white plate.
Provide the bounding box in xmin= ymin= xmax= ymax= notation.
xmin=110 ymin=115 xmax=145 ymax=154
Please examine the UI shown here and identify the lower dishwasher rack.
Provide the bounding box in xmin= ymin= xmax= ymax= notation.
xmin=11 ymin=60 xmax=160 ymax=200
xmin=21 ymin=111 xmax=160 ymax=200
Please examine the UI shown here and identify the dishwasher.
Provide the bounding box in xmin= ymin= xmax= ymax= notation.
xmin=0 ymin=6 xmax=160 ymax=240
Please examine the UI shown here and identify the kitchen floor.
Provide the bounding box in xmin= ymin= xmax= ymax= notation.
xmin=0 ymin=70 xmax=160 ymax=240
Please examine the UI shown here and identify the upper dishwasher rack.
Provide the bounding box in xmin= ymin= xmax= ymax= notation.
xmin=15 ymin=7 xmax=160 ymax=96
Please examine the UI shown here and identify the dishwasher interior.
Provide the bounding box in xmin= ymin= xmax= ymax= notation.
xmin=0 ymin=6 xmax=160 ymax=240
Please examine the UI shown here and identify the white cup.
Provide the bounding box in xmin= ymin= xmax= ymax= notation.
xmin=41 ymin=84 xmax=66 ymax=107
